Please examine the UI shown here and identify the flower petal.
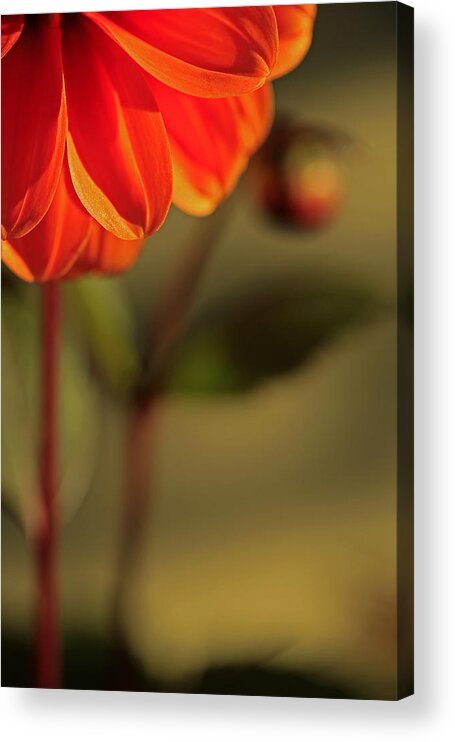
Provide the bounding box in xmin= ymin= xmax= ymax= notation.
xmin=2 ymin=159 xmax=91 ymax=283
xmin=150 ymin=80 xmax=274 ymax=216
xmin=1 ymin=14 xmax=24 ymax=58
xmin=69 ymin=221 xmax=145 ymax=278
xmin=271 ymin=4 xmax=317 ymax=79
xmin=1 ymin=16 xmax=67 ymax=239
xmin=88 ymin=7 xmax=278 ymax=98
xmin=63 ymin=15 xmax=172 ymax=240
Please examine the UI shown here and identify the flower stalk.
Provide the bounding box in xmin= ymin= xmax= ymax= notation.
xmin=110 ymin=205 xmax=232 ymax=681
xmin=36 ymin=280 xmax=61 ymax=688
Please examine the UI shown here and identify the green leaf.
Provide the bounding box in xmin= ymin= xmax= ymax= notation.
xmin=66 ymin=277 xmax=141 ymax=398
xmin=2 ymin=287 xmax=103 ymax=530
xmin=166 ymin=275 xmax=380 ymax=395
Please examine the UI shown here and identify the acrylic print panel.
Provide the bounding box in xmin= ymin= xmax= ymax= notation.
xmin=1 ymin=3 xmax=413 ymax=699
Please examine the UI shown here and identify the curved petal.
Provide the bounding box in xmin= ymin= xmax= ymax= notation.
xmin=63 ymin=15 xmax=172 ymax=240
xmin=87 ymin=7 xmax=278 ymax=98
xmin=271 ymin=4 xmax=317 ymax=80
xmin=1 ymin=15 xmax=67 ymax=239
xmin=2 ymin=159 xmax=91 ymax=282
xmin=69 ymin=221 xmax=144 ymax=278
xmin=1 ymin=14 xmax=24 ymax=58
xmin=151 ymin=80 xmax=274 ymax=216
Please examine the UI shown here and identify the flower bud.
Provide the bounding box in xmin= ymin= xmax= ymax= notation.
xmin=252 ymin=120 xmax=347 ymax=230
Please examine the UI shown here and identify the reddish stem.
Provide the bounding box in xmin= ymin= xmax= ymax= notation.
xmin=36 ymin=281 xmax=61 ymax=688
xmin=122 ymin=394 xmax=158 ymax=572
xmin=111 ymin=203 xmax=232 ymax=681
xmin=109 ymin=394 xmax=158 ymax=688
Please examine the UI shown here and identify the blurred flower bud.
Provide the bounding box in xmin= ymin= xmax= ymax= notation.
xmin=251 ymin=119 xmax=348 ymax=230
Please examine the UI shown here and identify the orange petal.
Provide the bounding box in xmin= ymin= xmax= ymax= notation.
xmin=69 ymin=221 xmax=145 ymax=278
xmin=1 ymin=16 xmax=67 ymax=239
xmin=87 ymin=7 xmax=278 ymax=98
xmin=1 ymin=14 xmax=24 ymax=57
xmin=150 ymin=80 xmax=274 ymax=216
xmin=63 ymin=14 xmax=172 ymax=240
xmin=2 ymin=159 xmax=91 ymax=283
xmin=271 ymin=4 xmax=317 ymax=79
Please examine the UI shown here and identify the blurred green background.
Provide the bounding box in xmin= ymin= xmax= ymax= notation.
xmin=2 ymin=3 xmax=411 ymax=698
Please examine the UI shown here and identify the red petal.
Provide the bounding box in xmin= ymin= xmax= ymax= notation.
xmin=2 ymin=159 xmax=91 ymax=283
xmin=63 ymin=15 xmax=172 ymax=240
xmin=271 ymin=4 xmax=317 ymax=79
xmin=2 ymin=16 xmax=67 ymax=239
xmin=1 ymin=14 xmax=24 ymax=57
xmin=150 ymin=81 xmax=274 ymax=215
xmin=87 ymin=7 xmax=278 ymax=98
xmin=69 ymin=221 xmax=144 ymax=278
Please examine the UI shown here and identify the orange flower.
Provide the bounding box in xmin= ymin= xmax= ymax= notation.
xmin=1 ymin=6 xmax=316 ymax=281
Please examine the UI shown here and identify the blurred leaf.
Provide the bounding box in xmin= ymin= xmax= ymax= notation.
xmin=196 ymin=661 xmax=354 ymax=699
xmin=1 ymin=266 xmax=24 ymax=297
xmin=166 ymin=276 xmax=380 ymax=395
xmin=66 ymin=277 xmax=141 ymax=398
xmin=2 ymin=287 xmax=102 ymax=531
